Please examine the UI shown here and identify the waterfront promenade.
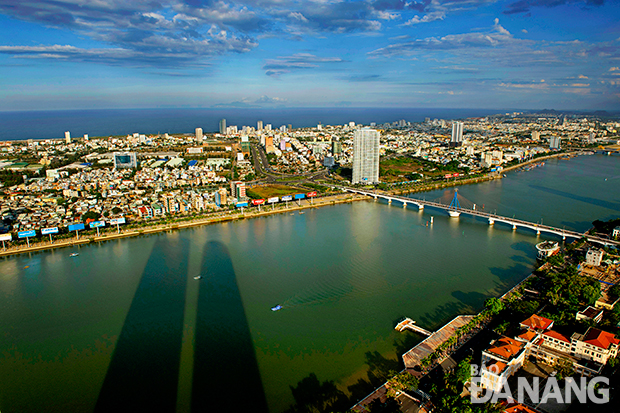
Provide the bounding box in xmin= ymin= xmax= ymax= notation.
xmin=0 ymin=193 xmax=366 ymax=257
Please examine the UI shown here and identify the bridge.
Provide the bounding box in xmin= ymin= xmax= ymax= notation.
xmin=344 ymin=188 xmax=620 ymax=247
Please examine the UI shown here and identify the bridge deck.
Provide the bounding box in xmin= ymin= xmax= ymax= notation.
xmin=345 ymin=189 xmax=619 ymax=247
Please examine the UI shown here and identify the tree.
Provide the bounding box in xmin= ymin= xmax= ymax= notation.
xmin=484 ymin=298 xmax=504 ymax=315
xmin=386 ymin=371 xmax=419 ymax=398
xmin=553 ymin=358 xmax=574 ymax=381
xmin=81 ymin=211 xmax=101 ymax=223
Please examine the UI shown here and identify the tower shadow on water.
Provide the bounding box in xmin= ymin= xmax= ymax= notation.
xmin=95 ymin=237 xmax=189 ymax=412
xmin=191 ymin=241 xmax=268 ymax=413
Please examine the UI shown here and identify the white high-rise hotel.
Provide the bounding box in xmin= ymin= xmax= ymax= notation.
xmin=451 ymin=122 xmax=463 ymax=144
xmin=352 ymin=128 xmax=380 ymax=184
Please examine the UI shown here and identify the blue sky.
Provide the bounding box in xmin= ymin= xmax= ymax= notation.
xmin=0 ymin=0 xmax=618 ymax=111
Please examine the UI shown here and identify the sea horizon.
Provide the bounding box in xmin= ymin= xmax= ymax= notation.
xmin=2 ymin=106 xmax=615 ymax=142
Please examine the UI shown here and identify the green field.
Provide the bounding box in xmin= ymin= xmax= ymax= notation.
xmin=246 ymin=184 xmax=306 ymax=199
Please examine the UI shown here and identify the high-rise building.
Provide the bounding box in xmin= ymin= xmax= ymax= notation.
xmin=257 ymin=120 xmax=263 ymax=131
xmin=230 ymin=181 xmax=246 ymax=199
xmin=83 ymin=134 xmax=89 ymax=141
xmin=65 ymin=131 xmax=71 ymax=144
xmin=332 ymin=139 xmax=342 ymax=155
xmin=195 ymin=127 xmax=203 ymax=143
xmin=549 ymin=136 xmax=561 ymax=150
xmin=215 ymin=188 xmax=227 ymax=207
xmin=451 ymin=122 xmax=463 ymax=146
xmin=352 ymin=128 xmax=380 ymax=184
xmin=219 ymin=119 xmax=227 ymax=135
xmin=531 ymin=131 xmax=540 ymax=141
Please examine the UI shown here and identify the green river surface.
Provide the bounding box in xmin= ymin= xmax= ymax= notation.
xmin=1 ymin=154 xmax=619 ymax=412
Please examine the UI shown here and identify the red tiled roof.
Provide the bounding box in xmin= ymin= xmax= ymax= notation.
xmin=543 ymin=330 xmax=571 ymax=343
xmin=518 ymin=330 xmax=536 ymax=342
xmin=487 ymin=360 xmax=507 ymax=374
xmin=503 ymin=402 xmax=541 ymax=413
xmin=520 ymin=314 xmax=553 ymax=331
xmin=583 ymin=328 xmax=619 ymax=350
xmin=487 ymin=336 xmax=525 ymax=360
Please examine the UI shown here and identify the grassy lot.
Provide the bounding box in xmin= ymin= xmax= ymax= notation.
xmin=380 ymin=157 xmax=425 ymax=182
xmin=246 ymin=184 xmax=306 ymax=199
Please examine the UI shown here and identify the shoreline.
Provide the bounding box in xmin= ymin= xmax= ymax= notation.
xmin=0 ymin=193 xmax=367 ymax=258
xmin=0 ymin=150 xmax=580 ymax=259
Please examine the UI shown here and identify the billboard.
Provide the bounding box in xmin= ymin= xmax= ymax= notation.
xmin=68 ymin=223 xmax=85 ymax=231
xmin=281 ymin=195 xmax=293 ymax=201
xmin=0 ymin=233 xmax=12 ymax=241
xmin=236 ymin=202 xmax=249 ymax=208
xmin=267 ymin=197 xmax=279 ymax=203
xmin=252 ymin=199 xmax=265 ymax=206
xmin=41 ymin=227 xmax=59 ymax=235
xmin=294 ymin=193 xmax=306 ymax=200
xmin=110 ymin=217 xmax=126 ymax=225
xmin=306 ymin=191 xmax=317 ymax=197
xmin=89 ymin=221 xmax=105 ymax=228
xmin=18 ymin=230 xmax=36 ymax=238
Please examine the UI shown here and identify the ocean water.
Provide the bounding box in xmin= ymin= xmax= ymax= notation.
xmin=0 ymin=107 xmax=508 ymax=141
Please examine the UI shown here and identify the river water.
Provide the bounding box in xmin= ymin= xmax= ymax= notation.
xmin=0 ymin=154 xmax=618 ymax=412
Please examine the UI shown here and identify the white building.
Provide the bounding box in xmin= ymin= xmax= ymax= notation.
xmin=65 ymin=131 xmax=71 ymax=144
xmin=549 ymin=136 xmax=561 ymax=149
xmin=352 ymin=128 xmax=380 ymax=184
xmin=195 ymin=128 xmax=203 ymax=143
xmin=451 ymin=122 xmax=464 ymax=145
xmin=480 ymin=336 xmax=528 ymax=392
xmin=586 ymin=249 xmax=603 ymax=266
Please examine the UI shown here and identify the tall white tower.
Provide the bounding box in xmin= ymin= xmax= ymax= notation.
xmin=451 ymin=122 xmax=463 ymax=144
xmin=65 ymin=131 xmax=71 ymax=144
xmin=352 ymin=128 xmax=380 ymax=184
xmin=195 ymin=127 xmax=203 ymax=143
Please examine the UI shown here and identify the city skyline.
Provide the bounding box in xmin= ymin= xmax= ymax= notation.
xmin=0 ymin=1 xmax=619 ymax=111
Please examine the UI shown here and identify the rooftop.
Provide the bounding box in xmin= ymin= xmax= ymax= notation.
xmin=520 ymin=314 xmax=553 ymax=331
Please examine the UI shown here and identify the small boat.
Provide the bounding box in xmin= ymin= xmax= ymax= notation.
xmin=299 ymin=212 xmax=305 ymax=215
xmin=290 ymin=213 xmax=295 ymax=216
xmin=194 ymin=275 xmax=202 ymax=280
xmin=70 ymin=253 xmax=79 ymax=257
xmin=271 ymin=304 xmax=282 ymax=311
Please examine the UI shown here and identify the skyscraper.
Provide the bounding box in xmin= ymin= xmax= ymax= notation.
xmin=532 ymin=131 xmax=540 ymax=141
xmin=257 ymin=120 xmax=263 ymax=131
xmin=451 ymin=122 xmax=463 ymax=146
xmin=549 ymin=136 xmax=561 ymax=149
xmin=219 ymin=119 xmax=227 ymax=135
xmin=352 ymin=128 xmax=380 ymax=184
xmin=65 ymin=131 xmax=71 ymax=144
xmin=195 ymin=127 xmax=203 ymax=143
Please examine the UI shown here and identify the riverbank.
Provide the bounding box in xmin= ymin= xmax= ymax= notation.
xmin=0 ymin=193 xmax=367 ymax=258
xmin=0 ymin=150 xmax=583 ymax=259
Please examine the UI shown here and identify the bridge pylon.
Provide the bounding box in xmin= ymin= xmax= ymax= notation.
xmin=489 ymin=218 xmax=495 ymax=225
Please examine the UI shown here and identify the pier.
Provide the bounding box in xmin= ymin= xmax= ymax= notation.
xmin=395 ymin=318 xmax=432 ymax=336
xmin=402 ymin=315 xmax=475 ymax=370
